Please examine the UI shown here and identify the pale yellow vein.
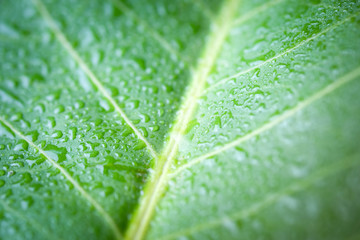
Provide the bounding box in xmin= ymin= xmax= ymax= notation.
xmin=232 ymin=0 xmax=286 ymax=26
xmin=124 ymin=1 xmax=240 ymax=240
xmin=170 ymin=66 xmax=360 ymax=178
xmin=0 ymin=199 xmax=63 ymax=240
xmin=160 ymin=154 xmax=360 ymax=240
xmin=206 ymin=12 xmax=359 ymax=93
xmin=32 ymin=0 xmax=158 ymax=159
xmin=0 ymin=117 xmax=123 ymax=240
xmin=110 ymin=0 xmax=189 ymax=64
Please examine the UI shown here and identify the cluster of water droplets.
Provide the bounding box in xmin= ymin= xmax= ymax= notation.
xmin=177 ymin=0 xmax=360 ymax=164
xmin=148 ymin=0 xmax=360 ymax=239
xmin=0 ymin=0 xmax=224 ymax=237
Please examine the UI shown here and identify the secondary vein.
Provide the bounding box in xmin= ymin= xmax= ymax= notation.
xmin=170 ymin=66 xmax=360 ymax=178
xmin=0 ymin=117 xmax=123 ymax=240
xmin=206 ymin=12 xmax=360 ymax=93
xmin=124 ymin=1 xmax=240 ymax=240
xmin=0 ymin=199 xmax=63 ymax=240
xmin=160 ymin=154 xmax=360 ymax=240
xmin=110 ymin=0 xmax=189 ymax=65
xmin=32 ymin=0 xmax=158 ymax=159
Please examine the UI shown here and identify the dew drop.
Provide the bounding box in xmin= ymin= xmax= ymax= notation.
xmin=14 ymin=140 xmax=29 ymax=151
xmin=69 ymin=127 xmax=77 ymax=140
xmin=138 ymin=127 xmax=148 ymax=137
xmin=134 ymin=141 xmax=146 ymax=150
xmin=0 ymin=122 xmax=15 ymax=139
xmin=26 ymin=130 xmax=39 ymax=142
xmin=149 ymin=125 xmax=160 ymax=132
xmin=74 ymin=100 xmax=85 ymax=109
xmin=46 ymin=117 xmax=56 ymax=128
xmin=21 ymin=196 xmax=34 ymax=210
xmin=51 ymin=130 xmax=63 ymax=139
xmin=54 ymin=104 xmax=65 ymax=114
xmin=43 ymin=144 xmax=67 ymax=163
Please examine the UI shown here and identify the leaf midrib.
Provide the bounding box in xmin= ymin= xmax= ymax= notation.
xmin=3 ymin=0 xmax=178 ymax=238
xmin=127 ymin=3 xmax=360 ymax=240
xmin=3 ymin=0 xmax=358 ymax=239
xmin=2 ymin=0 xmax=204 ymax=238
xmin=124 ymin=0 xmax=240 ymax=239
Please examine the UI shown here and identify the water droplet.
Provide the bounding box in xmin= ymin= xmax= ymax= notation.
xmin=134 ymin=141 xmax=146 ymax=150
xmin=13 ymin=140 xmax=29 ymax=151
xmin=46 ymin=117 xmax=56 ymax=128
xmin=149 ymin=125 xmax=160 ymax=132
xmin=185 ymin=119 xmax=199 ymax=134
xmin=134 ymin=57 xmax=146 ymax=70
xmin=75 ymin=100 xmax=85 ymax=109
xmin=0 ymin=88 xmax=23 ymax=106
xmin=69 ymin=127 xmax=77 ymax=140
xmin=107 ymin=86 xmax=119 ymax=97
xmin=138 ymin=127 xmax=148 ymax=137
xmin=126 ymin=100 xmax=140 ymax=109
xmin=0 ymin=122 xmax=15 ymax=139
xmin=54 ymin=104 xmax=65 ymax=114
xmin=121 ymin=127 xmax=133 ymax=137
xmin=20 ymin=172 xmax=32 ymax=184
xmin=99 ymin=98 xmax=113 ymax=112
xmin=93 ymin=119 xmax=103 ymax=127
xmin=25 ymin=157 xmax=38 ymax=168
xmin=7 ymin=170 xmax=15 ymax=177
xmin=100 ymin=186 xmax=114 ymax=197
xmin=33 ymin=103 xmax=45 ymax=113
xmin=26 ymin=131 xmax=39 ymax=142
xmin=21 ymin=196 xmax=34 ymax=210
xmin=78 ymin=69 xmax=94 ymax=92
xmin=139 ymin=113 xmax=150 ymax=123
xmin=10 ymin=113 xmax=23 ymax=122
xmin=51 ymin=130 xmax=63 ymax=139
xmin=84 ymin=151 xmax=99 ymax=158
xmin=43 ymin=144 xmax=67 ymax=163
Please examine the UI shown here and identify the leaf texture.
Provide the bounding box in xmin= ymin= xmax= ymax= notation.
xmin=0 ymin=0 xmax=360 ymax=240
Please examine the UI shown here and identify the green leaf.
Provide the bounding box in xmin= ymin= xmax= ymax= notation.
xmin=0 ymin=0 xmax=360 ymax=240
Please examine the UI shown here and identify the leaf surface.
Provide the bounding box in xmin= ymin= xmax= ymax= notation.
xmin=0 ymin=0 xmax=360 ymax=240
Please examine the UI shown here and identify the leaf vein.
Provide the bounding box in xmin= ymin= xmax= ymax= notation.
xmin=32 ymin=0 xmax=158 ymax=159
xmin=0 ymin=199 xmax=63 ymax=240
xmin=110 ymin=0 xmax=189 ymax=64
xmin=170 ymin=66 xmax=360 ymax=177
xmin=206 ymin=12 xmax=359 ymax=92
xmin=160 ymin=154 xmax=360 ymax=240
xmin=0 ymin=116 xmax=123 ymax=240
xmin=124 ymin=1 xmax=241 ymax=239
